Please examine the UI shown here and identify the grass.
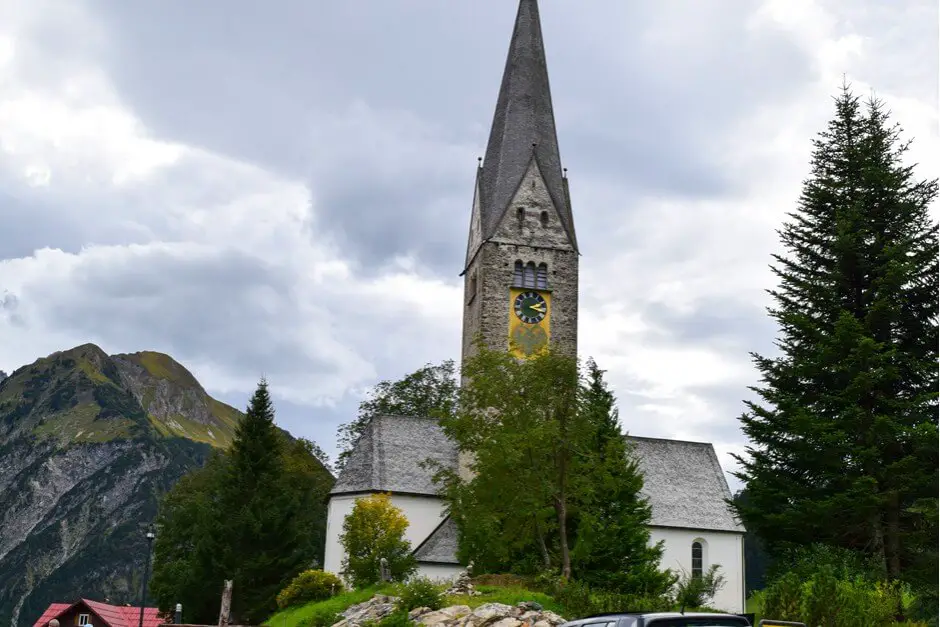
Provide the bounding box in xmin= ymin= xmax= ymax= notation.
xmin=264 ymin=581 xmax=565 ymax=627
xmin=33 ymin=403 xmax=136 ymax=444
xmin=148 ymin=412 xmax=234 ymax=448
xmin=263 ymin=585 xmax=396 ymax=627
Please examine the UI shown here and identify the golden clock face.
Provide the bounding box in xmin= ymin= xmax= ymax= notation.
xmin=513 ymin=291 xmax=547 ymax=324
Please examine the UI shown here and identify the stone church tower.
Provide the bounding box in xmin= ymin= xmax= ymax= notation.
xmin=460 ymin=0 xmax=578 ymax=368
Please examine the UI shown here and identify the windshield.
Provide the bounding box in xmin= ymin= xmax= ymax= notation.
xmin=646 ymin=619 xmax=750 ymax=627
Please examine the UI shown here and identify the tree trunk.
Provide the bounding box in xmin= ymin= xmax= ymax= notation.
xmin=217 ymin=580 xmax=233 ymax=627
xmin=885 ymin=492 xmax=902 ymax=579
xmin=555 ymin=497 xmax=571 ymax=579
xmin=534 ymin=516 xmax=551 ymax=569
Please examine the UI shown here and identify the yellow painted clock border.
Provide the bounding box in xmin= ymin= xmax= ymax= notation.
xmin=508 ymin=287 xmax=552 ymax=358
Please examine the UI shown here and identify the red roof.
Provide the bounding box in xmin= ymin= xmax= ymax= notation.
xmin=33 ymin=600 xmax=163 ymax=627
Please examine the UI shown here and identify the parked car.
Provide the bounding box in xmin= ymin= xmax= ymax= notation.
xmin=560 ymin=612 xmax=754 ymax=627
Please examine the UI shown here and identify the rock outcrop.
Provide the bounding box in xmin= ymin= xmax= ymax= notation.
xmin=331 ymin=596 xmax=566 ymax=627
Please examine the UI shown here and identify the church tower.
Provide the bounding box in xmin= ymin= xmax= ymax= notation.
xmin=461 ymin=0 xmax=578 ymax=368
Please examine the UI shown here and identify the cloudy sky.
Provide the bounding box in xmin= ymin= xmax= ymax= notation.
xmin=1 ymin=0 xmax=936 ymax=486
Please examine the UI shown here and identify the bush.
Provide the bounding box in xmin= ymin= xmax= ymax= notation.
xmin=394 ymin=577 xmax=444 ymax=612
xmin=551 ymin=579 xmax=671 ymax=619
xmin=673 ymin=565 xmax=726 ymax=610
xmin=276 ymin=570 xmax=344 ymax=609
xmin=759 ymin=569 xmax=918 ymax=626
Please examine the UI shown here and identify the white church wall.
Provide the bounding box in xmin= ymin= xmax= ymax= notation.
xmin=417 ymin=563 xmax=465 ymax=583
xmin=649 ymin=526 xmax=745 ymax=614
xmin=324 ymin=493 xmax=451 ymax=577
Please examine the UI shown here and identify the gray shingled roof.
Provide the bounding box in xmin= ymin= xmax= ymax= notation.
xmin=413 ymin=516 xmax=460 ymax=564
xmin=478 ymin=0 xmax=577 ymax=250
xmin=330 ymin=415 xmax=458 ymax=496
xmin=627 ymin=436 xmax=745 ymax=533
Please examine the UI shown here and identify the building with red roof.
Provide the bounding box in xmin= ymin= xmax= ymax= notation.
xmin=32 ymin=599 xmax=164 ymax=627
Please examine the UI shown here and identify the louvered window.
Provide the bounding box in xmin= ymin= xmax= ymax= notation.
xmin=523 ymin=262 xmax=536 ymax=288
xmin=513 ymin=261 xmax=524 ymax=287
xmin=536 ymin=263 xmax=548 ymax=289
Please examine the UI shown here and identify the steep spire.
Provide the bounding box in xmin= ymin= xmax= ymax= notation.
xmin=478 ymin=0 xmax=576 ymax=249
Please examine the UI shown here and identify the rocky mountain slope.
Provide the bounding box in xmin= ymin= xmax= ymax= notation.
xmin=0 ymin=344 xmax=245 ymax=627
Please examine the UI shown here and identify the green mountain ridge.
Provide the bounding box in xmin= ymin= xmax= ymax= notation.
xmin=1 ymin=343 xmax=241 ymax=449
xmin=0 ymin=344 xmax=249 ymax=627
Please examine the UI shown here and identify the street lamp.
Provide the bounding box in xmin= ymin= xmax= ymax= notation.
xmin=138 ymin=524 xmax=156 ymax=627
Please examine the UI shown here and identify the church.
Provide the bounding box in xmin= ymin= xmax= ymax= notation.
xmin=323 ymin=0 xmax=746 ymax=614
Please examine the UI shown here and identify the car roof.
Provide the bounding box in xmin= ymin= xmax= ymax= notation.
xmin=562 ymin=612 xmax=750 ymax=626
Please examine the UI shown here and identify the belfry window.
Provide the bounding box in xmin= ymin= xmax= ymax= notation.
xmin=513 ymin=261 xmax=524 ymax=287
xmin=536 ymin=263 xmax=548 ymax=289
xmin=523 ymin=262 xmax=537 ymax=288
xmin=540 ymin=211 xmax=549 ymax=227
xmin=691 ymin=541 xmax=704 ymax=578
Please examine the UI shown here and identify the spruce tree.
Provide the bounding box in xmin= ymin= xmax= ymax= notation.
xmin=733 ymin=84 xmax=938 ymax=586
xmin=571 ymin=360 xmax=673 ymax=596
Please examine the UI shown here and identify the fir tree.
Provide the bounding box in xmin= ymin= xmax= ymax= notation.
xmin=733 ymin=84 xmax=938 ymax=587
xmin=571 ymin=360 xmax=673 ymax=596
xmin=151 ymin=379 xmax=334 ymax=624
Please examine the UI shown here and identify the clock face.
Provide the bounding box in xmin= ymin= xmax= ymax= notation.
xmin=513 ymin=291 xmax=547 ymax=324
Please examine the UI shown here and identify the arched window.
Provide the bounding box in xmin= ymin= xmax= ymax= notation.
xmin=536 ymin=263 xmax=548 ymax=289
xmin=523 ymin=262 xmax=536 ymax=288
xmin=691 ymin=541 xmax=704 ymax=579
xmin=540 ymin=211 xmax=549 ymax=227
xmin=513 ymin=261 xmax=524 ymax=287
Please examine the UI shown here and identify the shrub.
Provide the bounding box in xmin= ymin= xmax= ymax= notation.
xmin=377 ymin=610 xmax=413 ymax=627
xmin=551 ymin=579 xmax=670 ymax=619
xmin=673 ymin=565 xmax=726 ymax=610
xmin=276 ymin=570 xmax=344 ymax=609
xmin=761 ymin=572 xmax=803 ymax=621
xmin=759 ymin=569 xmax=913 ymax=626
xmin=394 ymin=577 xmax=444 ymax=612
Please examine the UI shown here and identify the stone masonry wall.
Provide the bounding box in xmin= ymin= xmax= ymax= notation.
xmin=461 ymin=159 xmax=579 ymax=366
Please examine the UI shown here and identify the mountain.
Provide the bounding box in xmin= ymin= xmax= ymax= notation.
xmin=0 ymin=344 xmax=244 ymax=627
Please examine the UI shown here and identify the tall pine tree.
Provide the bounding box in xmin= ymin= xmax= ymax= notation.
xmin=733 ymin=84 xmax=938 ymax=586
xmin=151 ymin=379 xmax=335 ymax=624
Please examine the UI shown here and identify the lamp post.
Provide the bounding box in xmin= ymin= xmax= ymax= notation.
xmin=138 ymin=524 xmax=156 ymax=627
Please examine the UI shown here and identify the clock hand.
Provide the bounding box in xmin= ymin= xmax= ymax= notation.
xmin=529 ymin=304 xmax=546 ymax=312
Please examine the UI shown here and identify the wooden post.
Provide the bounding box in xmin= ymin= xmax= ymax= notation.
xmin=217 ymin=580 xmax=233 ymax=627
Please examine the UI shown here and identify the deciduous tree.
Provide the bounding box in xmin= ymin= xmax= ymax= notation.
xmin=339 ymin=493 xmax=417 ymax=588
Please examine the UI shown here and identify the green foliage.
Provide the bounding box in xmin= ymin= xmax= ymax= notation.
xmin=150 ymin=379 xmax=335 ymax=625
xmin=276 ymin=570 xmax=344 ymax=609
xmin=340 ymin=493 xmax=417 ymax=588
xmin=760 ymin=572 xmax=803 ymax=622
xmin=336 ymin=360 xmax=458 ymax=470
xmin=673 ymin=565 xmax=726 ymax=610
xmin=437 ymin=347 xmax=671 ymax=596
xmin=393 ymin=577 xmax=443 ymax=612
xmin=263 ymin=586 xmax=393 ymax=627
xmin=551 ymin=580 xmax=671 ymax=619
xmin=758 ymin=569 xmax=919 ymax=626
xmin=768 ymin=543 xmax=884 ymax=583
xmin=376 ymin=610 xmax=412 ymax=627
xmin=733 ymin=83 xmax=939 ymax=588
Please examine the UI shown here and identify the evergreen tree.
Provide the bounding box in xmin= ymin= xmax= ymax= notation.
xmin=571 ymin=360 xmax=673 ymax=595
xmin=150 ymin=379 xmax=335 ymax=624
xmin=336 ymin=360 xmax=458 ymax=470
xmin=733 ymin=85 xmax=938 ymax=588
